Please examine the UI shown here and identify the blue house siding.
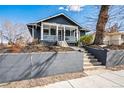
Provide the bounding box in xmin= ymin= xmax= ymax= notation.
xmin=43 ymin=15 xmax=79 ymax=27
xmin=27 ymin=26 xmax=41 ymax=40
xmin=34 ymin=28 xmax=41 ymax=40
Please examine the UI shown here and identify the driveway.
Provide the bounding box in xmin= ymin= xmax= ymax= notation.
xmin=40 ymin=70 xmax=124 ymax=88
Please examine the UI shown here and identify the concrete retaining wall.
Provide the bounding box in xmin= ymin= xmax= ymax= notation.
xmin=0 ymin=51 xmax=83 ymax=83
xmin=106 ymin=50 xmax=124 ymax=67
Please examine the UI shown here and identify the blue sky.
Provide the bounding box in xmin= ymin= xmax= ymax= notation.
xmin=0 ymin=5 xmax=99 ymax=28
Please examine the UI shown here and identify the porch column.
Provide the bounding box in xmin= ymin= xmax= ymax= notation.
xmin=56 ymin=25 xmax=58 ymax=41
xmin=49 ymin=25 xmax=51 ymax=36
xmin=64 ymin=26 xmax=65 ymax=41
xmin=78 ymin=30 xmax=80 ymax=39
xmin=41 ymin=23 xmax=43 ymax=40
xmin=76 ymin=27 xmax=79 ymax=41
xmin=32 ymin=26 xmax=35 ymax=39
xmin=74 ymin=30 xmax=75 ymax=38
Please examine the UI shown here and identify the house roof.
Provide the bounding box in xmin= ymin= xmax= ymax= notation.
xmin=104 ymin=32 xmax=124 ymax=36
xmin=27 ymin=13 xmax=89 ymax=32
xmin=37 ymin=13 xmax=82 ymax=27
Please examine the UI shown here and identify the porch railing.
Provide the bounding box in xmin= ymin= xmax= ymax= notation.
xmin=43 ymin=35 xmax=57 ymax=41
xmin=43 ymin=35 xmax=76 ymax=43
xmin=65 ymin=36 xmax=76 ymax=43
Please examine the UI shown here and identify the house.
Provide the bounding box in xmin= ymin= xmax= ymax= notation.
xmin=103 ymin=32 xmax=124 ymax=45
xmin=27 ymin=13 xmax=89 ymax=45
xmin=91 ymin=25 xmax=124 ymax=45
xmin=91 ymin=32 xmax=124 ymax=45
xmin=103 ymin=25 xmax=124 ymax=45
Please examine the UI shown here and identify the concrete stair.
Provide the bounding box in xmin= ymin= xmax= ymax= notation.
xmin=83 ymin=48 xmax=105 ymax=71
xmin=84 ymin=62 xmax=102 ymax=66
xmin=84 ymin=66 xmax=105 ymax=70
xmin=84 ymin=58 xmax=98 ymax=62
xmin=84 ymin=55 xmax=95 ymax=59
xmin=57 ymin=41 xmax=69 ymax=47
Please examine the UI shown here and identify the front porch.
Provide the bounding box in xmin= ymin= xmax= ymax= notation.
xmin=32 ymin=22 xmax=80 ymax=43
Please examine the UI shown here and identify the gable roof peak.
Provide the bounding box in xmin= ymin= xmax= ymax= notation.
xmin=37 ymin=13 xmax=83 ymax=28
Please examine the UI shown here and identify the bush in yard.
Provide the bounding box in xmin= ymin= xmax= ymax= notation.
xmin=80 ymin=35 xmax=93 ymax=45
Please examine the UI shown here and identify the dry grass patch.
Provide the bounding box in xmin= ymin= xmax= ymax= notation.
xmin=0 ymin=72 xmax=87 ymax=88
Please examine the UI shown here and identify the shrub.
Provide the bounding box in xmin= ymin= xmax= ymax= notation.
xmin=80 ymin=35 xmax=93 ymax=45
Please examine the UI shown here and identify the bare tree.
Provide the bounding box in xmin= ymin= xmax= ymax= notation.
xmin=1 ymin=20 xmax=31 ymax=46
xmin=107 ymin=6 xmax=124 ymax=31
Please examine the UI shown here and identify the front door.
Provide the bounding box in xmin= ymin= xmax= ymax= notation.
xmin=58 ymin=30 xmax=64 ymax=41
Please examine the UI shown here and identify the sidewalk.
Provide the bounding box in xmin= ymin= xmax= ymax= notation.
xmin=40 ymin=70 xmax=124 ymax=88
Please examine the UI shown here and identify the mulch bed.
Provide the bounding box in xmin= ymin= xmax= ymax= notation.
xmin=88 ymin=44 xmax=124 ymax=50
xmin=107 ymin=65 xmax=124 ymax=71
xmin=0 ymin=72 xmax=87 ymax=88
xmin=104 ymin=45 xmax=124 ymax=50
xmin=0 ymin=45 xmax=74 ymax=53
xmin=22 ymin=45 xmax=74 ymax=53
xmin=87 ymin=45 xmax=103 ymax=49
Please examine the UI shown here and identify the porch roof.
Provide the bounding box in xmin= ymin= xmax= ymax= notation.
xmin=104 ymin=32 xmax=124 ymax=36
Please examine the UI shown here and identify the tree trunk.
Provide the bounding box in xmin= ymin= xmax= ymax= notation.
xmin=94 ymin=5 xmax=110 ymax=45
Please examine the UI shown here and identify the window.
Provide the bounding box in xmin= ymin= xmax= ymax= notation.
xmin=70 ymin=30 xmax=75 ymax=36
xmin=50 ymin=28 xmax=56 ymax=35
xmin=65 ymin=30 xmax=70 ymax=36
xmin=43 ymin=29 xmax=49 ymax=35
xmin=43 ymin=25 xmax=49 ymax=29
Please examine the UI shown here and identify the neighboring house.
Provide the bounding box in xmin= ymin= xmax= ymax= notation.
xmin=91 ymin=32 xmax=124 ymax=45
xmin=91 ymin=24 xmax=124 ymax=45
xmin=103 ymin=25 xmax=124 ymax=45
xmin=27 ymin=13 xmax=89 ymax=45
xmin=103 ymin=32 xmax=124 ymax=45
